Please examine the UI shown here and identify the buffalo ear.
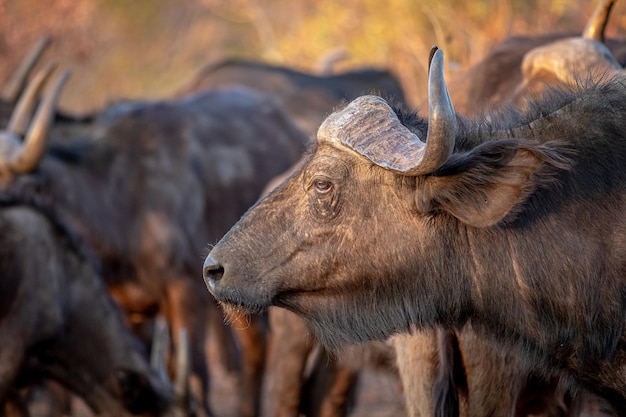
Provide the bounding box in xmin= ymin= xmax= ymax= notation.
xmin=416 ymin=140 xmax=571 ymax=228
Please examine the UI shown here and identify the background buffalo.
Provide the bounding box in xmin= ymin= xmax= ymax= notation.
xmin=3 ymin=1 xmax=626 ymax=417
xmin=204 ymin=49 xmax=626 ymax=415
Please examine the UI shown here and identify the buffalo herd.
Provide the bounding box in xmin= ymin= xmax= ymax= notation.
xmin=2 ymin=0 xmax=626 ymax=417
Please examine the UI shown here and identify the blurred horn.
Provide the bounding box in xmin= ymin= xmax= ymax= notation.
xmin=315 ymin=48 xmax=348 ymax=75
xmin=7 ymin=62 xmax=57 ymax=137
xmin=150 ymin=315 xmax=171 ymax=384
xmin=8 ymin=69 xmax=70 ymax=174
xmin=1 ymin=36 xmax=52 ymax=102
xmin=583 ymin=0 xmax=616 ymax=42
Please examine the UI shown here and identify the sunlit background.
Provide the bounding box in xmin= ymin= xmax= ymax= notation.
xmin=2 ymin=0 xmax=626 ymax=113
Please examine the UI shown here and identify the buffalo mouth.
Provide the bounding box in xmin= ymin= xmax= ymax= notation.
xmin=203 ymin=254 xmax=283 ymax=316
xmin=203 ymin=255 xmax=325 ymax=319
xmin=210 ymin=286 xmax=269 ymax=318
xmin=203 ymin=257 xmax=259 ymax=314
xmin=213 ymin=283 xmax=317 ymax=321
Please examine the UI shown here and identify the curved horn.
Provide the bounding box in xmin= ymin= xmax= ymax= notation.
xmin=583 ymin=0 xmax=617 ymax=42
xmin=318 ymin=48 xmax=456 ymax=175
xmin=428 ymin=45 xmax=438 ymax=72
xmin=1 ymin=36 xmax=52 ymax=103
xmin=7 ymin=62 xmax=57 ymax=137
xmin=7 ymin=69 xmax=70 ymax=174
xmin=420 ymin=47 xmax=458 ymax=174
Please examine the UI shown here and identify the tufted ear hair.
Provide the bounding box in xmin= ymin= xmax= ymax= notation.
xmin=415 ymin=140 xmax=572 ymax=228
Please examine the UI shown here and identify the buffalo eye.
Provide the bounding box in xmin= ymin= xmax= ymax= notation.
xmin=313 ymin=179 xmax=333 ymax=194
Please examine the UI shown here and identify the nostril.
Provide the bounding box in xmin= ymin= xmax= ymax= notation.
xmin=204 ymin=265 xmax=224 ymax=281
xmin=203 ymin=255 xmax=224 ymax=292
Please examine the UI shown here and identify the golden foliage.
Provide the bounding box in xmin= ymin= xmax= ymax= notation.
xmin=0 ymin=0 xmax=624 ymax=112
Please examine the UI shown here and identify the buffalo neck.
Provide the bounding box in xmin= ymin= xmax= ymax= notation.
xmin=456 ymin=73 xmax=626 ymax=150
xmin=406 ymin=160 xmax=625 ymax=376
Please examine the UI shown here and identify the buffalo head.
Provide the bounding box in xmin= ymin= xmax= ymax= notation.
xmin=203 ymin=48 xmax=577 ymax=349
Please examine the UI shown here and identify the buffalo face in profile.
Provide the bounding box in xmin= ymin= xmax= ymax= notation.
xmin=203 ymin=48 xmax=581 ymax=347
xmin=203 ymin=51 xmax=626 ymax=410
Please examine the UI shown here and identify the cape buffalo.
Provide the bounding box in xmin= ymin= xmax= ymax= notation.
xmin=181 ymin=58 xmax=407 ymax=137
xmin=258 ymin=166 xmax=401 ymax=417
xmin=449 ymin=0 xmax=626 ymax=116
xmin=0 ymin=201 xmax=178 ymax=417
xmin=395 ymin=1 xmax=625 ymax=415
xmin=0 ymin=59 xmax=308 ymax=416
xmin=259 ymin=2 xmax=626 ymax=415
xmin=184 ymin=45 xmax=405 ymax=416
xmin=203 ymin=48 xmax=626 ymax=413
xmin=0 ymin=71 xmax=176 ymax=416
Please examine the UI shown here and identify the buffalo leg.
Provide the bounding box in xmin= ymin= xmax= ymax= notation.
xmin=302 ymin=349 xmax=358 ymax=417
xmin=263 ymin=308 xmax=314 ymax=417
xmin=392 ymin=328 xmax=439 ymax=417
xmin=45 ymin=380 xmax=72 ymax=417
xmin=166 ymin=277 xmax=213 ymax=417
xmin=206 ymin=300 xmax=240 ymax=376
xmin=229 ymin=312 xmax=267 ymax=417
xmin=0 ymin=326 xmax=25 ymax=411
xmin=2 ymin=389 xmax=29 ymax=417
xmin=459 ymin=325 xmax=536 ymax=417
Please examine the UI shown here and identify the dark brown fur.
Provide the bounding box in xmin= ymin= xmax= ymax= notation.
xmin=0 ymin=199 xmax=173 ymax=416
xmin=259 ymin=170 xmax=398 ymax=417
xmin=3 ymin=87 xmax=308 ymax=417
xmin=404 ymin=15 xmax=626 ymax=416
xmin=449 ymin=33 xmax=626 ymax=116
xmin=205 ymin=75 xmax=626 ymax=412
xmin=180 ymin=59 xmax=407 ymax=137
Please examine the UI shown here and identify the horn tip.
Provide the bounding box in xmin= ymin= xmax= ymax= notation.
xmin=428 ymin=46 xmax=439 ymax=71
xmin=38 ymin=34 xmax=53 ymax=47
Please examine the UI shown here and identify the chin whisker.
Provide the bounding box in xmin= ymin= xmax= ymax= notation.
xmin=218 ymin=300 xmax=265 ymax=326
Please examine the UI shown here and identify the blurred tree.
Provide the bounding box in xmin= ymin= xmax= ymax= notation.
xmin=0 ymin=0 xmax=623 ymax=112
